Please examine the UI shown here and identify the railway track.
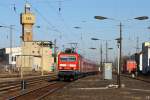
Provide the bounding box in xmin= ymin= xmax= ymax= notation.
xmin=0 ymin=75 xmax=57 ymax=98
xmin=0 ymin=74 xmax=94 ymax=100
xmin=7 ymin=81 xmax=67 ymax=100
xmin=0 ymin=75 xmax=57 ymax=90
xmin=121 ymin=74 xmax=150 ymax=83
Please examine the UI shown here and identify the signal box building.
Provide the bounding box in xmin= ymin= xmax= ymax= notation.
xmin=16 ymin=3 xmax=55 ymax=73
xmin=16 ymin=41 xmax=54 ymax=72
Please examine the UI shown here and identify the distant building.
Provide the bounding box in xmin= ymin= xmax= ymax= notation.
xmin=0 ymin=41 xmax=55 ymax=73
xmin=139 ymin=52 xmax=143 ymax=71
xmin=0 ymin=47 xmax=21 ymax=66
xmin=142 ymin=42 xmax=150 ymax=74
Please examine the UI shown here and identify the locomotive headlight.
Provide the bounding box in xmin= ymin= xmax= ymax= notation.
xmin=70 ymin=64 xmax=76 ymax=67
xmin=59 ymin=64 xmax=66 ymax=67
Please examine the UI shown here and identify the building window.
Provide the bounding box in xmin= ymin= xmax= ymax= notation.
xmin=11 ymin=56 xmax=16 ymax=62
xmin=14 ymin=57 xmax=16 ymax=61
xmin=11 ymin=57 xmax=13 ymax=62
xmin=32 ymin=51 xmax=35 ymax=53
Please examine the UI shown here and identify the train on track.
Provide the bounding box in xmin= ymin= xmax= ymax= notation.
xmin=123 ymin=59 xmax=137 ymax=74
xmin=57 ymin=48 xmax=99 ymax=81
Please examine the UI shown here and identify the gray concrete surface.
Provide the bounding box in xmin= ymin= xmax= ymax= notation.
xmin=44 ymin=74 xmax=150 ymax=100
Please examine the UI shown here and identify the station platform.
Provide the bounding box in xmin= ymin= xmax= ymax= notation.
xmin=45 ymin=74 xmax=150 ymax=100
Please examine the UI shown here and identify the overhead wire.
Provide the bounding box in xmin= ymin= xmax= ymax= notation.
xmin=46 ymin=0 xmax=74 ymax=37
xmin=0 ymin=0 xmax=74 ymax=48
xmin=32 ymin=6 xmax=62 ymax=34
xmin=44 ymin=0 xmax=64 ymax=39
xmin=44 ymin=0 xmax=77 ymax=49
xmin=58 ymin=0 xmax=82 ymax=45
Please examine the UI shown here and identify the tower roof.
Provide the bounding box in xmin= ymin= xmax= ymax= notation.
xmin=25 ymin=3 xmax=31 ymax=13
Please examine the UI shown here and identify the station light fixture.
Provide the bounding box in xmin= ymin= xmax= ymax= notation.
xmin=134 ymin=16 xmax=149 ymax=20
xmin=94 ymin=16 xmax=108 ymax=20
xmin=91 ymin=37 xmax=100 ymax=41
xmin=89 ymin=47 xmax=97 ymax=50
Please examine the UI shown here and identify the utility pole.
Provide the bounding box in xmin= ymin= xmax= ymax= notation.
xmin=106 ymin=41 xmax=108 ymax=62
xmin=21 ymin=46 xmax=23 ymax=79
xmin=135 ymin=36 xmax=140 ymax=76
xmin=41 ymin=42 xmax=44 ymax=76
xmin=136 ymin=36 xmax=140 ymax=53
xmin=118 ymin=22 xmax=122 ymax=88
xmin=10 ymin=25 xmax=13 ymax=69
xmin=54 ymin=39 xmax=57 ymax=72
xmin=100 ymin=43 xmax=103 ymax=71
xmin=117 ymin=41 xmax=120 ymax=86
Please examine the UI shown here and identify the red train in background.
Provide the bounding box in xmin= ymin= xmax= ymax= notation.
xmin=57 ymin=48 xmax=98 ymax=81
xmin=123 ymin=59 xmax=137 ymax=74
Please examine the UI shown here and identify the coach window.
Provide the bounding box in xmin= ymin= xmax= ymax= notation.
xmin=60 ymin=57 xmax=67 ymax=62
xmin=69 ymin=56 xmax=76 ymax=62
xmin=60 ymin=56 xmax=76 ymax=62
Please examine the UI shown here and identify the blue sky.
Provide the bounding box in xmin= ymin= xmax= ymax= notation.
xmin=0 ymin=0 xmax=150 ymax=62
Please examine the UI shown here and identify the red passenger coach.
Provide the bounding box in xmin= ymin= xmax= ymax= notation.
xmin=58 ymin=49 xmax=98 ymax=81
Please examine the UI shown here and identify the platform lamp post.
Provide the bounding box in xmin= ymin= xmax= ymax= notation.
xmin=89 ymin=47 xmax=101 ymax=73
xmin=73 ymin=26 xmax=85 ymax=55
xmin=94 ymin=17 xmax=122 ymax=87
xmin=105 ymin=40 xmax=112 ymax=62
xmin=0 ymin=25 xmax=14 ymax=71
xmin=89 ymin=47 xmax=97 ymax=58
xmin=115 ymin=38 xmax=121 ymax=87
xmin=73 ymin=26 xmax=83 ymax=40
xmin=134 ymin=16 xmax=149 ymax=76
xmin=94 ymin=15 xmax=148 ymax=88
xmin=91 ymin=38 xmax=103 ymax=73
xmin=133 ymin=16 xmax=149 ymax=76
xmin=89 ymin=47 xmax=97 ymax=50
xmin=107 ymin=47 xmax=113 ymax=62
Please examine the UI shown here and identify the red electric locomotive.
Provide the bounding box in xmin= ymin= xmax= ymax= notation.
xmin=57 ymin=48 xmax=98 ymax=81
xmin=123 ymin=60 xmax=137 ymax=74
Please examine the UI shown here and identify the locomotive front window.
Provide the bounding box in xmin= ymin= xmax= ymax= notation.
xmin=60 ymin=56 xmax=76 ymax=62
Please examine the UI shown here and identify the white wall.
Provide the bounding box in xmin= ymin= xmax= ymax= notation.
xmin=5 ymin=47 xmax=21 ymax=65
xmin=139 ymin=53 xmax=142 ymax=71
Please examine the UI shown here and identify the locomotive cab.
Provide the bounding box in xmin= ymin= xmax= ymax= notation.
xmin=58 ymin=51 xmax=79 ymax=81
xmin=57 ymin=48 xmax=98 ymax=81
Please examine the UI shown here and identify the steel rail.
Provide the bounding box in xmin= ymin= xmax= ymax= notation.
xmin=8 ymin=82 xmax=62 ymax=100
xmin=0 ymin=75 xmax=57 ymax=93
xmin=121 ymin=74 xmax=150 ymax=83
